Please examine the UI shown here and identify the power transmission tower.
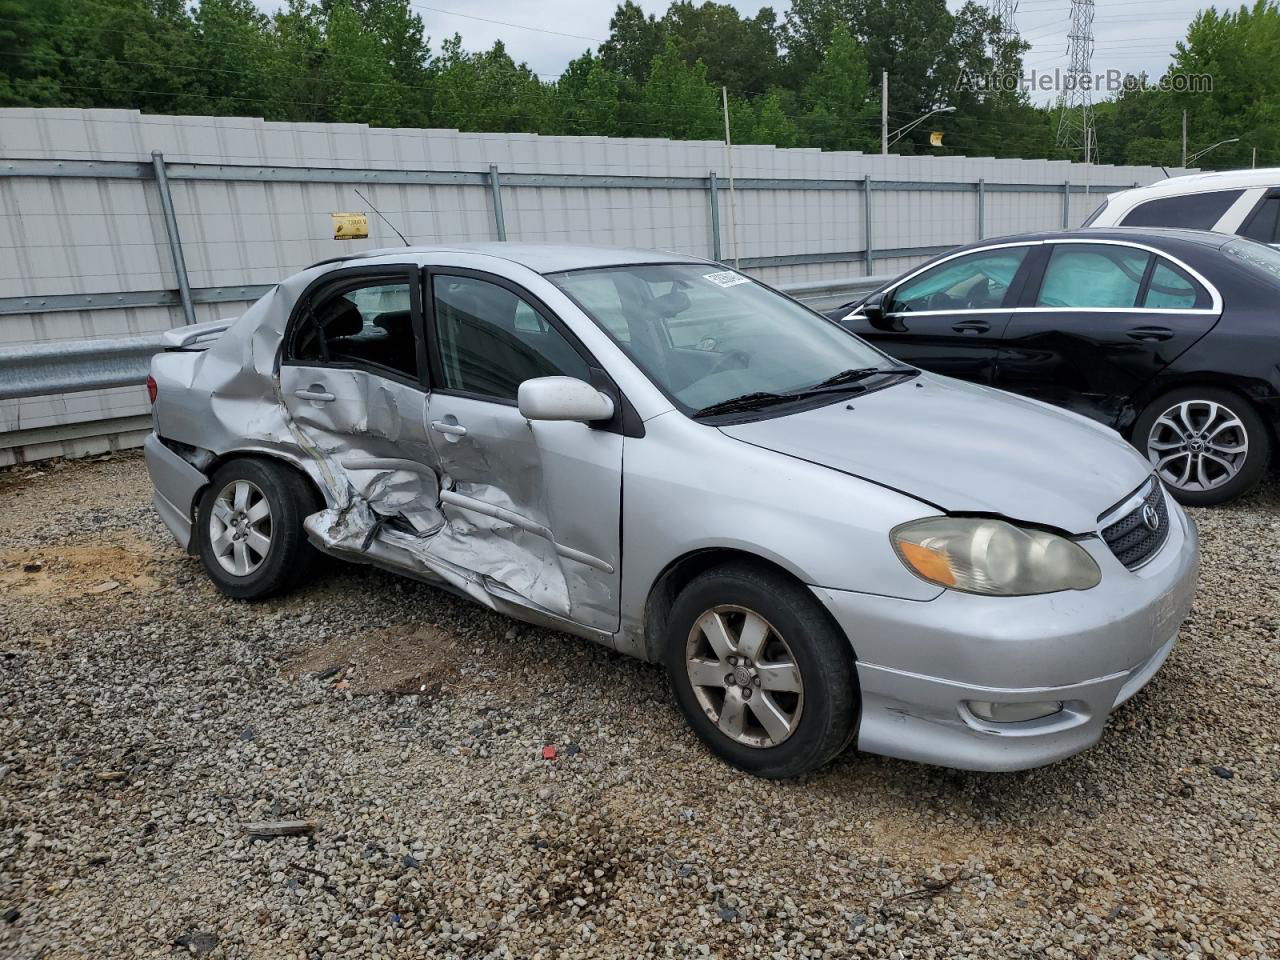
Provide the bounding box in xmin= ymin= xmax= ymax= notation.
xmin=1055 ymin=0 xmax=1099 ymax=162
xmin=990 ymin=0 xmax=1019 ymax=42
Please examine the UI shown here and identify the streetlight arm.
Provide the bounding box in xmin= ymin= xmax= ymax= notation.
xmin=1186 ymin=137 xmax=1240 ymax=166
xmin=887 ymin=108 xmax=955 ymax=148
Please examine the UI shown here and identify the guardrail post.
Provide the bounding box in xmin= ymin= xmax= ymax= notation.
xmin=863 ymin=175 xmax=874 ymax=277
xmin=708 ymin=171 xmax=722 ymax=262
xmin=1062 ymin=179 xmax=1071 ymax=228
xmin=150 ymin=151 xmax=196 ymax=327
xmin=488 ymin=163 xmax=507 ymax=241
xmin=977 ymin=178 xmax=985 ymax=240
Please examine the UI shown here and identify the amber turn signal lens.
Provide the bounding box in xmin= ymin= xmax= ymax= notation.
xmin=897 ymin=541 xmax=956 ymax=586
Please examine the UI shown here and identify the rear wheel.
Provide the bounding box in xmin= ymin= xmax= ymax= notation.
xmin=664 ymin=563 xmax=858 ymax=779
xmin=1133 ymin=387 xmax=1270 ymax=506
xmin=194 ymin=458 xmax=320 ymax=600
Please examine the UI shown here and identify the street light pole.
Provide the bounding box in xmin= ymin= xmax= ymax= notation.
xmin=885 ymin=107 xmax=957 ymax=150
xmin=881 ymin=71 xmax=889 ymax=156
xmin=1186 ymin=137 xmax=1240 ymax=167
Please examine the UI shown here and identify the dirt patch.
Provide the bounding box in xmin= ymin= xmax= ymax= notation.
xmin=0 ymin=536 xmax=160 ymax=600
xmin=282 ymin=623 xmax=467 ymax=696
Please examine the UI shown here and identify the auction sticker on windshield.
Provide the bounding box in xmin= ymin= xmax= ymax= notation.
xmin=703 ymin=270 xmax=751 ymax=287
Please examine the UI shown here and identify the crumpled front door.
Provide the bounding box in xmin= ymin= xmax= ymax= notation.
xmin=425 ymin=392 xmax=623 ymax=633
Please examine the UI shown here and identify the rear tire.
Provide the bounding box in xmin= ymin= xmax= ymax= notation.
xmin=194 ymin=458 xmax=321 ymax=600
xmin=1133 ymin=387 xmax=1270 ymax=506
xmin=664 ymin=563 xmax=858 ymax=779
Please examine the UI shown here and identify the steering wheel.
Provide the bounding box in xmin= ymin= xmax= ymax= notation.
xmin=705 ymin=349 xmax=750 ymax=378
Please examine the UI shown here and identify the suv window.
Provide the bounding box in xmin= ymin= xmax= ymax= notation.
xmin=889 ymin=247 xmax=1028 ymax=313
xmin=290 ymin=278 xmax=418 ymax=380
xmin=1143 ymin=260 xmax=1206 ymax=309
xmin=1120 ymin=190 xmax=1243 ymax=229
xmin=432 ymin=275 xmax=590 ymax=402
xmin=1037 ymin=244 xmax=1150 ymax=308
xmin=1239 ymin=195 xmax=1280 ymax=244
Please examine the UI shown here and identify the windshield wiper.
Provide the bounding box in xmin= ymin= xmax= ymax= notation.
xmin=691 ymin=392 xmax=799 ymax=419
xmin=805 ymin=366 xmax=915 ymax=392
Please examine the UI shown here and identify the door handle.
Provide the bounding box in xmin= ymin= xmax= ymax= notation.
xmin=1126 ymin=326 xmax=1175 ymax=342
xmin=431 ymin=419 xmax=468 ymax=438
xmin=294 ymin=384 xmax=335 ymax=402
xmin=951 ymin=319 xmax=991 ymax=334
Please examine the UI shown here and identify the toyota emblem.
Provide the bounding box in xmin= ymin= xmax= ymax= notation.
xmin=1141 ymin=503 xmax=1160 ymax=532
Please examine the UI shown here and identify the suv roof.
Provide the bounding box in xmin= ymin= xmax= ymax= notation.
xmin=1109 ymin=167 xmax=1280 ymax=200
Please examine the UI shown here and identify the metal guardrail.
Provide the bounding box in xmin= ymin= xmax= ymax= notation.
xmin=0 ymin=275 xmax=890 ymax=402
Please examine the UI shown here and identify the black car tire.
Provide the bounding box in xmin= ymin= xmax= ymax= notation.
xmin=664 ymin=562 xmax=859 ymax=779
xmin=1133 ymin=386 xmax=1271 ymax=506
xmin=194 ymin=457 xmax=321 ymax=600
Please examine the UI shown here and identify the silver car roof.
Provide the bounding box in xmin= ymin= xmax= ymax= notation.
xmin=308 ymin=242 xmax=709 ymax=275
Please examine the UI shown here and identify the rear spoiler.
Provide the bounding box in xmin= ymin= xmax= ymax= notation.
xmin=162 ymin=317 xmax=235 ymax=350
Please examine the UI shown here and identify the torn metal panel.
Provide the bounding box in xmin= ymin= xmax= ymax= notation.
xmin=150 ymin=253 xmax=624 ymax=643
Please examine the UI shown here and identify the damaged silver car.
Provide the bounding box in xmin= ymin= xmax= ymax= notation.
xmin=145 ymin=244 xmax=1199 ymax=778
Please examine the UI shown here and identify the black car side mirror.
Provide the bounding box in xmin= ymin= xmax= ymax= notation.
xmin=861 ymin=291 xmax=896 ymax=331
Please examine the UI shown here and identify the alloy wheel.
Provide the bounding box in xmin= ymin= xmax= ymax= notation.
xmin=208 ymin=479 xmax=273 ymax=576
xmin=685 ymin=605 xmax=804 ymax=749
xmin=1147 ymin=399 xmax=1249 ymax=493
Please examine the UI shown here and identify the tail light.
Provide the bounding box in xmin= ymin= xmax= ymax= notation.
xmin=146 ymin=375 xmax=158 ymax=405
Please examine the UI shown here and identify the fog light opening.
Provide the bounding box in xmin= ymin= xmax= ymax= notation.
xmin=966 ymin=700 xmax=1064 ymax=723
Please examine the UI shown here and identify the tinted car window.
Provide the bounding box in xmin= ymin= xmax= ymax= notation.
xmin=1120 ymin=190 xmax=1243 ymax=229
xmin=290 ymin=279 xmax=418 ymax=379
xmin=432 ymin=275 xmax=590 ymax=402
xmin=1037 ymin=245 xmax=1150 ymax=308
xmin=889 ymin=247 xmax=1028 ymax=312
xmin=1239 ymin=195 xmax=1280 ymax=244
xmin=1081 ymin=199 xmax=1109 ymax=226
xmin=1223 ymin=237 xmax=1280 ymax=281
xmin=1143 ymin=261 xmax=1203 ymax=309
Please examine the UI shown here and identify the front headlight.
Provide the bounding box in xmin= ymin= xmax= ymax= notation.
xmin=892 ymin=517 xmax=1100 ymax=596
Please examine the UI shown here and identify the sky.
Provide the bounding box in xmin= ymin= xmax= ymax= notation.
xmin=258 ymin=0 xmax=1208 ymax=106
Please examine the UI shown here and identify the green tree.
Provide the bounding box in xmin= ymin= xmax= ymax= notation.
xmin=640 ymin=39 xmax=722 ymax=140
xmin=798 ymin=24 xmax=876 ymax=152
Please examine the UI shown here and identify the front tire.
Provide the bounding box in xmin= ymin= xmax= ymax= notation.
xmin=664 ymin=563 xmax=858 ymax=779
xmin=1133 ymin=387 xmax=1270 ymax=506
xmin=194 ymin=458 xmax=320 ymax=600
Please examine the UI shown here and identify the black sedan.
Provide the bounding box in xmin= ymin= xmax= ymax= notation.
xmin=828 ymin=227 xmax=1280 ymax=505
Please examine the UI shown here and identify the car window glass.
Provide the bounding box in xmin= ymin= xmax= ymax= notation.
xmin=1036 ymin=245 xmax=1150 ymax=308
xmin=1120 ymin=190 xmax=1244 ymax=229
xmin=291 ymin=280 xmax=417 ymax=379
xmin=889 ymin=248 xmax=1028 ymax=312
xmin=1223 ymin=237 xmax=1280 ymax=281
xmin=432 ymin=275 xmax=590 ymax=402
xmin=1143 ymin=260 xmax=1202 ymax=309
xmin=550 ymin=264 xmax=893 ymax=414
xmin=1081 ymin=199 xmax=1109 ymax=226
xmin=1239 ymin=196 xmax=1280 ymax=244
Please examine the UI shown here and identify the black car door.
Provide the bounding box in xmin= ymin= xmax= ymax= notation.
xmin=837 ymin=244 xmax=1036 ymax=384
xmin=993 ymin=241 xmax=1222 ymax=428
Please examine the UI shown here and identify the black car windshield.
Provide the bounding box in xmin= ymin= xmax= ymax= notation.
xmin=548 ymin=264 xmax=898 ymax=413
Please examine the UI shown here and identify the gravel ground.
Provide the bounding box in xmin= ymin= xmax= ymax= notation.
xmin=1 ymin=452 xmax=1277 ymax=960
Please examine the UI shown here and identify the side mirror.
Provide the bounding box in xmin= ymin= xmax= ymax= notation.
xmin=861 ymin=291 xmax=896 ymax=331
xmin=518 ymin=376 xmax=615 ymax=423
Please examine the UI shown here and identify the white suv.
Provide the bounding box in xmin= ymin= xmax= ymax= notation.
xmin=1085 ymin=168 xmax=1280 ymax=245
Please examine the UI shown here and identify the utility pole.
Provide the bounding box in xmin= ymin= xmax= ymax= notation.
xmin=989 ymin=0 xmax=1020 ymax=44
xmin=1253 ymin=146 xmax=1257 ymax=168
xmin=720 ymin=86 xmax=739 ymax=269
xmin=881 ymin=71 xmax=889 ymax=156
xmin=1055 ymin=0 xmax=1097 ymax=162
xmin=1182 ymin=111 xmax=1187 ymax=168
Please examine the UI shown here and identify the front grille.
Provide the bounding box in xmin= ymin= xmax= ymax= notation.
xmin=1101 ymin=481 xmax=1170 ymax=569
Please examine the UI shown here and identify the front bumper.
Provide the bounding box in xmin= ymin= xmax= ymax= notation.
xmin=814 ymin=491 xmax=1199 ymax=771
xmin=143 ymin=432 xmax=209 ymax=552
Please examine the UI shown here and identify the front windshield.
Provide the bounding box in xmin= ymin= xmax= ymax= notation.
xmin=548 ymin=264 xmax=896 ymax=412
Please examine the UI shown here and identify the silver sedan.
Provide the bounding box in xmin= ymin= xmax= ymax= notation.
xmin=144 ymin=244 xmax=1199 ymax=778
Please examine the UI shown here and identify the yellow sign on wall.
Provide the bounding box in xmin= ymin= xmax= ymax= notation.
xmin=331 ymin=212 xmax=369 ymax=240
xmin=929 ymin=131 xmax=944 ymax=147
